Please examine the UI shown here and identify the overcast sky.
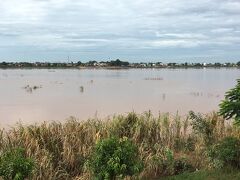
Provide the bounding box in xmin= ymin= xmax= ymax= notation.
xmin=0 ymin=0 xmax=240 ymax=62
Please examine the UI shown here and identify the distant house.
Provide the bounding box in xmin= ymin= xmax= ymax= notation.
xmin=99 ymin=62 xmax=107 ymax=66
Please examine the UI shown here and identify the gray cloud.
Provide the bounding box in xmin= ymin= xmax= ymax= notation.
xmin=0 ymin=0 xmax=240 ymax=62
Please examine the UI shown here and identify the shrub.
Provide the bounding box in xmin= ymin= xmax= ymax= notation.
xmin=207 ymin=137 xmax=240 ymax=169
xmin=89 ymin=137 xmax=143 ymax=180
xmin=189 ymin=111 xmax=216 ymax=146
xmin=0 ymin=148 xmax=35 ymax=180
xmin=148 ymin=148 xmax=194 ymax=177
xmin=219 ymin=79 xmax=240 ymax=124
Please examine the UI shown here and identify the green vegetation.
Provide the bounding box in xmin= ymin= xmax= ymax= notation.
xmin=0 ymin=148 xmax=34 ymax=180
xmin=219 ymin=79 xmax=240 ymax=124
xmin=163 ymin=169 xmax=240 ymax=180
xmin=207 ymin=137 xmax=240 ymax=169
xmin=89 ymin=137 xmax=143 ymax=179
xmin=0 ymin=111 xmax=239 ymax=179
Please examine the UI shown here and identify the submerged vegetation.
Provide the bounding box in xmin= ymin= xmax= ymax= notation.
xmin=23 ymin=85 xmax=42 ymax=93
xmin=0 ymin=111 xmax=240 ymax=179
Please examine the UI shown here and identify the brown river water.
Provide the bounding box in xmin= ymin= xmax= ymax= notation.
xmin=0 ymin=68 xmax=239 ymax=126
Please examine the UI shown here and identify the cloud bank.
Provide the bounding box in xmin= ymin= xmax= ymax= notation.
xmin=0 ymin=0 xmax=240 ymax=62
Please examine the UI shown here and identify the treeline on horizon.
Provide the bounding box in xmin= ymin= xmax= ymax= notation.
xmin=0 ymin=59 xmax=240 ymax=68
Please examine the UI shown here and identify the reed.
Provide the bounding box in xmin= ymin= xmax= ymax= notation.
xmin=0 ymin=111 xmax=239 ymax=179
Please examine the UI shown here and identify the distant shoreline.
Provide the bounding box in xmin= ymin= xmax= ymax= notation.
xmin=0 ymin=66 xmax=239 ymax=70
xmin=1 ymin=59 xmax=240 ymax=69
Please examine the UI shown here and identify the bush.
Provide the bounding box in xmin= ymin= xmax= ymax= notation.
xmin=149 ymin=148 xmax=194 ymax=177
xmin=189 ymin=111 xmax=216 ymax=146
xmin=89 ymin=137 xmax=143 ymax=180
xmin=0 ymin=148 xmax=35 ymax=180
xmin=207 ymin=137 xmax=240 ymax=169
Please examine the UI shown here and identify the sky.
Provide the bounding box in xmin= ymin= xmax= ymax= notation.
xmin=0 ymin=0 xmax=240 ymax=62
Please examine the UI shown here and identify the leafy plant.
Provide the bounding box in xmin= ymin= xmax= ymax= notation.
xmin=0 ymin=148 xmax=35 ymax=180
xmin=189 ymin=111 xmax=216 ymax=146
xmin=89 ymin=137 xmax=143 ymax=180
xmin=219 ymin=79 xmax=240 ymax=124
xmin=173 ymin=157 xmax=194 ymax=175
xmin=207 ymin=137 xmax=240 ymax=169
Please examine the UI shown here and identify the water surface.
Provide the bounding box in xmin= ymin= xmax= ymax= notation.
xmin=0 ymin=68 xmax=239 ymax=126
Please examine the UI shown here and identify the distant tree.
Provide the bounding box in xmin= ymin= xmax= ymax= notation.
xmin=87 ymin=61 xmax=97 ymax=66
xmin=225 ymin=63 xmax=231 ymax=67
xmin=237 ymin=61 xmax=240 ymax=67
xmin=168 ymin=63 xmax=177 ymax=67
xmin=0 ymin=62 xmax=7 ymax=66
xmin=214 ymin=62 xmax=221 ymax=67
xmin=77 ymin=61 xmax=82 ymax=66
xmin=115 ymin=59 xmax=121 ymax=66
xmin=109 ymin=59 xmax=129 ymax=66
xmin=194 ymin=63 xmax=203 ymax=67
xmin=219 ymin=79 xmax=240 ymax=124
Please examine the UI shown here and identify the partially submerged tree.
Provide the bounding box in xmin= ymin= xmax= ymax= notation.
xmin=219 ymin=79 xmax=240 ymax=124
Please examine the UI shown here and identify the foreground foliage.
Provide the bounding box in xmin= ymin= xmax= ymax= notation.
xmin=0 ymin=148 xmax=34 ymax=180
xmin=219 ymin=79 xmax=240 ymax=124
xmin=89 ymin=137 xmax=143 ymax=179
xmin=0 ymin=112 xmax=239 ymax=179
xmin=163 ymin=168 xmax=240 ymax=180
xmin=207 ymin=137 xmax=240 ymax=169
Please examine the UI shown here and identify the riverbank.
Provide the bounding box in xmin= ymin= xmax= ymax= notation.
xmin=0 ymin=111 xmax=239 ymax=179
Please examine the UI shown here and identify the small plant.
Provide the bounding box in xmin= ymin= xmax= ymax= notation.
xmin=80 ymin=86 xmax=84 ymax=93
xmin=173 ymin=157 xmax=194 ymax=175
xmin=207 ymin=137 xmax=240 ymax=169
xmin=219 ymin=79 xmax=240 ymax=124
xmin=89 ymin=137 xmax=143 ymax=180
xmin=0 ymin=148 xmax=35 ymax=180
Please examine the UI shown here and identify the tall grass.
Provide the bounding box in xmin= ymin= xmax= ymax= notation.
xmin=0 ymin=111 xmax=239 ymax=179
